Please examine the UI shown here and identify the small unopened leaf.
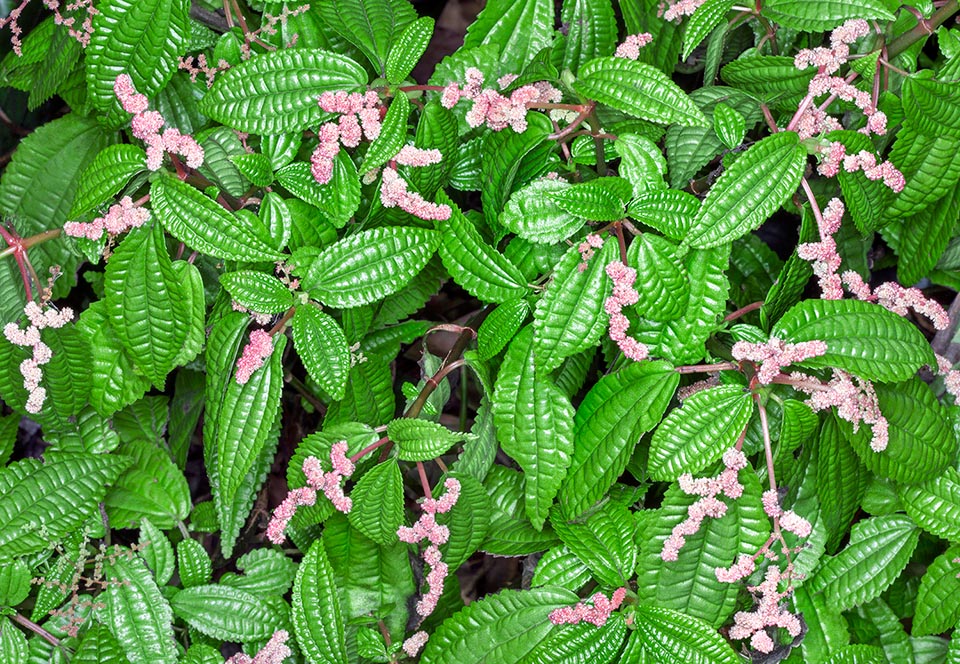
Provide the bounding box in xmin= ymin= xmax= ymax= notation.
xmin=349 ymin=460 xmax=404 ymax=545
xmin=548 ymin=177 xmax=633 ymax=221
xmin=389 ymin=418 xmax=474 ymax=461
xmin=712 ymin=102 xmax=745 ymax=148
xmin=362 ymin=92 xmax=410 ymax=172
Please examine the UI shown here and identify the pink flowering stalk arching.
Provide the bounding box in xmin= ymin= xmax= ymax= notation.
xmin=4 ymin=301 xmax=73 ymax=414
xmin=63 ymin=196 xmax=149 ymax=241
xmin=439 ymin=67 xmax=562 ymax=133
xmin=731 ymin=337 xmax=828 ymax=384
xmin=604 ymin=260 xmax=650 ymax=362
xmin=548 ymin=587 xmax=628 ymax=626
xmin=225 ymin=629 xmax=292 ymax=664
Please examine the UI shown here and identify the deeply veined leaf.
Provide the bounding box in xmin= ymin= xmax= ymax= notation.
xmin=317 ymin=0 xmax=416 ymax=73
xmin=439 ymin=473 xmax=492 ymax=571
xmin=37 ymin=324 xmax=92 ymax=420
xmin=627 ymin=190 xmax=700 ymax=240
xmin=480 ymin=467 xmax=562 ymax=556
xmin=420 ymin=587 xmax=578 ymax=664
xmin=903 ymin=73 xmax=960 ymax=138
xmin=896 ymin=178 xmax=960 ymax=285
xmin=198 ymin=127 xmax=249 ymax=198
xmin=276 ymin=157 xmax=360 ymax=229
xmin=817 ymin=415 xmax=866 ymax=551
xmin=104 ymin=223 xmax=188 ymax=389
xmin=560 ymin=0 xmax=617 ymax=74
xmin=231 ymin=153 xmax=275 ymax=189
xmin=712 ymin=102 xmax=745 ymax=149
xmin=858 ymin=598 xmax=913 ymax=664
xmin=408 ymin=100 xmax=458 ymax=197
xmin=104 ymin=439 xmax=191 ymax=529
xmin=463 ymin=0 xmax=554 ymax=73
xmin=574 ymin=57 xmax=709 ymax=128
xmin=72 ymin=622 xmax=126 ymax=664
xmin=171 ymin=584 xmax=286 ymax=642
xmin=440 ymin=195 xmax=530 ymax=303
xmin=531 ymin=545 xmax=591 ymax=591
xmin=386 ymin=17 xmax=434 ymax=84
xmin=362 ymin=92 xmax=410 ymax=172
xmin=304 ymin=226 xmax=439 ymax=308
xmin=220 ymin=270 xmax=294 ymax=314
xmin=811 ymin=514 xmax=920 ymax=612
xmin=292 ymin=303 xmax=351 ymax=401
xmin=170 ymin=260 xmax=204 ymax=368
xmin=292 ymin=539 xmax=349 ymax=664
xmin=199 ymin=48 xmax=367 ymax=134
xmin=632 ymin=603 xmax=741 ymax=664
xmin=523 ymin=613 xmax=627 ymax=663
xmin=648 ymin=385 xmax=753 ymax=481
xmin=0 ymin=617 xmax=27 ymax=663
xmin=86 ymin=0 xmax=189 ymax=122
xmin=617 ymin=133 xmax=668 ymax=194
xmin=102 ymin=553 xmax=177 ymax=664
xmin=884 ymin=125 xmax=960 ymax=220
xmin=830 ymin=130 xmax=890 ymax=235
xmin=349 ymin=459 xmax=404 ymax=545
xmin=559 ymin=361 xmax=678 ymax=519
xmin=913 ymin=544 xmax=960 ymax=637
xmin=684 ymin=131 xmax=805 ymax=248
xmin=500 ymin=179 xmax=586 ymax=244
xmin=629 ymin=233 xmax=690 ymax=321
xmin=552 ymin=500 xmax=637 ymax=587
xmin=792 ymin=584 xmax=850 ymax=664
xmin=548 ymin=177 xmax=633 ymax=221
xmin=388 ymin=418 xmax=474 ymax=462
xmin=221 ymin=549 xmax=298 ymax=600
xmin=481 ymin=112 xmax=553 ymax=228
xmin=478 ymin=299 xmax=530 ymax=360
xmin=761 ymin=0 xmax=894 ymax=31
xmin=534 ymin=238 xmax=616 ymax=372
xmin=151 ymin=173 xmax=283 ymax=262
xmin=773 ymin=299 xmax=937 ymax=382
xmin=683 ymin=0 xmax=736 ymax=60
xmin=899 ymin=467 xmax=960 ymax=542
xmin=177 ymin=537 xmax=213 ymax=589
xmin=70 ymin=144 xmax=146 ymax=218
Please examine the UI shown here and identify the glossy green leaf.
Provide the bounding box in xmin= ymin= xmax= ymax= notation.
xmin=774 ymin=299 xmax=936 ymax=383
xmin=811 ymin=514 xmax=920 ymax=612
xmin=220 ymin=270 xmax=294 ymax=315
xmin=293 ymin=539 xmax=349 ymax=664
xmin=317 ymin=0 xmax=416 ymax=73
xmin=70 ymin=144 xmax=146 ymax=218
xmin=386 ymin=17 xmax=434 ymax=84
xmin=389 ymin=418 xmax=474 ymax=462
xmin=72 ymin=622 xmax=126 ymax=664
xmin=408 ymin=100 xmax=458 ymax=198
xmin=171 ymin=584 xmax=285 ymax=642
xmin=0 ymin=617 xmax=27 ymax=664
xmin=617 ymin=133 xmax=668 ymax=194
xmin=632 ymin=603 xmax=740 ymax=663
xmin=913 ymin=544 xmax=960 ymax=637
xmin=792 ymin=584 xmax=850 ymax=664
xmin=102 ymin=554 xmax=177 ymax=663
xmin=858 ymin=598 xmax=914 ymax=664
xmin=493 ymin=327 xmax=575 ymax=529
xmin=531 ymin=545 xmax=591 ymax=591
xmin=105 ymin=439 xmax=190 ymax=529
xmin=552 ymin=500 xmax=637 ymax=587
xmin=904 ymin=73 xmax=960 ymax=138
xmin=683 ymin=0 xmax=736 ymax=60
xmin=500 ymin=179 xmax=586 ymax=244
xmin=221 ymin=549 xmax=298 ymax=598
xmin=304 ymin=226 xmax=439 ymax=308
xmin=684 ymin=131 xmax=805 ymax=248
xmin=548 ymin=177 xmax=633 ymax=222
xmin=325 ymin=358 xmax=396 ymax=428
xmin=830 ymin=130 xmax=891 ymax=235
xmin=524 ymin=613 xmax=627 ymax=664
xmin=884 ymin=125 xmax=960 ymax=220
xmin=199 ymin=48 xmax=367 ymax=134
xmin=363 ymin=92 xmax=410 ymax=172
xmin=291 ymin=303 xmax=350 ymax=401
xmin=151 ymin=174 xmax=282 ymax=262
xmin=711 ymin=101 xmax=745 ymax=149
xmin=437 ymin=472 xmax=491 ymax=572
xmin=534 ymin=239 xmax=616 ymax=372
xmin=817 ymin=415 xmax=866 ymax=551
xmin=137 ymin=518 xmax=174 ymax=586
xmin=231 ymin=153 xmax=275 ymax=189
xmin=629 ymin=233 xmax=690 ymax=321
xmin=463 ymin=0 xmax=554 ymax=72
xmin=0 ymin=558 xmax=30 ymax=606
xmin=440 ymin=195 xmax=529 ymax=303
xmin=897 ymin=178 xmax=960 ymax=286
xmin=480 ymin=113 xmax=553 ymax=228
xmin=177 ymin=537 xmax=213 ymax=589
xmin=560 ymin=0 xmax=617 ymax=74
xmin=478 ymin=299 xmax=530 ymax=360
xmin=648 ymin=385 xmax=752 ymax=481
xmin=559 ymin=361 xmax=678 ymax=518
xmin=421 ymin=587 xmax=578 ymax=664
xmin=761 ymin=0 xmax=894 ymax=31
xmin=899 ymin=467 xmax=960 ymax=543
xmin=276 ymin=157 xmax=360 ymax=229
xmin=627 ymin=190 xmax=700 ymax=240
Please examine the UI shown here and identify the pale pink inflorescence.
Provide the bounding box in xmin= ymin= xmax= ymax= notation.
xmin=577 ymin=233 xmax=604 ymax=271
xmin=398 ymin=478 xmax=461 ymax=621
xmin=661 ymin=448 xmax=747 ymax=561
xmin=310 ymin=90 xmax=383 ymax=184
xmin=614 ymin=33 xmax=653 ymax=60
xmin=728 ymin=565 xmax=803 ymax=654
xmin=604 ymin=260 xmax=650 ymax=361
xmin=177 ymin=54 xmax=230 ymax=88
xmin=265 ymin=442 xmax=355 ymax=545
xmin=439 ymin=67 xmax=562 ymax=133
xmin=663 ymin=0 xmax=707 ymax=21
xmin=4 ymin=301 xmax=73 ymax=414
xmin=548 ymin=587 xmax=627 ymax=626
xmin=936 ymin=354 xmax=960 ymax=400
xmin=2 ymin=1 xmax=97 ymax=55
xmin=794 ymin=368 xmax=889 ymax=451
xmin=761 ymin=490 xmax=812 ymax=538
xmin=402 ymin=631 xmax=430 ymax=658
xmin=63 ymin=196 xmax=149 ymax=241
xmin=731 ymin=337 xmax=828 ymax=384
xmin=235 ymin=329 xmax=275 ymax=385
xmin=114 ymin=74 xmax=204 ymax=171
xmin=380 ymin=166 xmax=451 ymax=221
xmin=225 ymin=629 xmax=292 ymax=664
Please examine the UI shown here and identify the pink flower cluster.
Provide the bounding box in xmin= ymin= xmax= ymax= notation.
xmin=715 ymin=553 xmax=757 ymax=583
xmin=225 ymin=629 xmax=291 ymax=664
xmin=663 ymin=0 xmax=707 ymax=21
xmin=614 ymin=33 xmax=653 ymax=60
xmin=235 ymin=329 xmax=275 ymax=385
xmin=844 ymin=274 xmax=950 ymax=331
xmin=380 ymin=165 xmax=452 ymax=221
xmin=439 ymin=67 xmax=562 ymax=133
xmin=817 ymin=144 xmax=904 ymax=191
xmin=577 ymin=233 xmax=604 ymax=271
xmin=398 ymin=478 xmax=461 ymax=620
xmin=3 ymin=301 xmax=73 ymax=414
xmin=265 ymin=442 xmax=355 ymax=545
xmin=402 ymin=631 xmax=430 ymax=658
xmin=731 ymin=337 xmax=828 ymax=384
xmin=762 ymin=490 xmax=812 ymax=538
xmin=661 ymin=448 xmax=747 ymax=561
xmin=604 ymin=261 xmax=650 ymax=361
xmin=177 ymin=54 xmax=230 ymax=88
xmin=310 ymin=90 xmax=383 ymax=184
xmin=798 ymin=197 xmax=845 ymax=300
xmin=114 ymin=74 xmax=204 ymax=171
xmin=936 ymin=354 xmax=960 ymax=401
xmin=1 ymin=0 xmax=96 ymax=55
xmin=728 ymin=565 xmax=803 ymax=654
xmin=548 ymin=587 xmax=628 ymax=626
xmin=63 ymin=196 xmax=149 ymax=241
xmin=796 ymin=368 xmax=889 ymax=451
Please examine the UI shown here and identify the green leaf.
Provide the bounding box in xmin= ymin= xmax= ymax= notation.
xmin=684 ymin=131 xmax=805 ymax=248
xmin=899 ymin=467 xmax=960 ymax=542
xmin=523 ymin=613 xmax=627 ymax=663
xmin=408 ymin=100 xmax=458 ymax=198
xmin=574 ymin=57 xmax=709 ymax=127
xmin=0 ymin=619 xmax=26 ymax=664
xmin=683 ymin=0 xmax=736 ymax=61
xmin=199 ymin=48 xmax=367 ymax=134
xmin=531 ymin=545 xmax=591 ymax=591
xmin=548 ymin=178 xmax=632 ymax=221
xmin=648 ymin=385 xmax=753 ymax=481
xmin=493 ymin=327 xmax=575 ymax=529
xmin=534 ymin=239 xmax=616 ymax=372
xmin=0 ymin=558 xmax=30 ymax=606
xmin=792 ymin=584 xmax=850 ymax=664
xmin=500 ymin=179 xmax=586 ymax=244
xmin=913 ymin=544 xmax=960 ymax=637
xmin=439 ymin=473 xmax=491 ymax=571
xmin=560 ymin=0 xmax=617 ymax=74
xmin=552 ymin=500 xmax=637 ymax=587
xmin=304 ymin=226 xmax=439 ymax=308
xmin=221 ymin=549 xmax=298 ymax=598
xmin=817 ymin=415 xmax=866 ymax=551
xmin=631 ymin=603 xmax=741 ymax=663
xmin=463 ymin=0 xmax=555 ymax=73
xmin=317 ymin=0 xmax=416 ymax=74
xmin=231 ymin=153 xmax=275 ymax=189
xmin=773 ymin=299 xmax=936 ymax=383
xmin=811 ymin=514 xmax=920 ymax=612
xmin=440 ymin=195 xmax=530 ymax=303
xmin=858 ymin=598 xmax=914 ymax=664
xmin=884 ymin=125 xmax=960 ymax=221
xmin=292 ymin=539 xmax=349 ymax=664
xmin=420 ymin=587 xmax=578 ymax=664
xmin=220 ymin=270 xmax=294 ymax=314
xmin=171 ymin=584 xmax=286 ymax=642
xmin=177 ymin=537 xmax=213 ymax=589
xmin=151 ymin=174 xmax=283 ymax=262
xmin=70 ymin=144 xmax=146 ymax=218
xmin=478 ymin=299 xmax=530 ymax=360
xmin=386 ymin=16 xmax=434 ymax=84
xmin=104 ymin=439 xmax=190 ymax=529
xmin=325 ymin=359 xmax=396 ymax=428
xmin=86 ymin=0 xmax=190 ymax=122
xmin=389 ymin=419 xmax=474 ymax=462
xmin=481 ymin=113 xmax=553 ymax=228
xmin=559 ymin=361 xmax=678 ymax=519
xmin=347 ymin=460 xmax=404 ymax=545
xmin=761 ymin=0 xmax=894 ymax=32
xmin=38 ymin=324 xmax=92 ymax=420
xmin=904 ymin=73 xmax=960 ymax=139
xmin=897 ymin=178 xmax=960 ymax=285
xmin=711 ymin=101 xmax=745 ymax=149
xmin=292 ymin=303 xmax=350 ymax=401
xmin=138 ymin=518 xmax=175 ymax=586
xmin=276 ymin=157 xmax=360 ymax=228
xmin=830 ymin=130 xmax=891 ymax=235
xmin=627 ymin=190 xmax=700 ymax=241
xmin=104 ymin=223 xmax=188 ymax=388
xmin=72 ymin=622 xmax=126 ymax=664
xmin=0 ymin=454 xmax=127 ymax=558
xmin=629 ymin=233 xmax=690 ymax=321
xmin=362 ymin=92 xmax=410 ymax=172
xmin=102 ymin=553 xmax=177 ymax=664
xmin=197 ymin=127 xmax=250 ymax=198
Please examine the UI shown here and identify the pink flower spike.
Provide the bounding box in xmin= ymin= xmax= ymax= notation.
xmin=265 ymin=487 xmax=316 ymax=545
xmin=394 ymin=145 xmax=443 ymax=167
xmin=614 ymin=33 xmax=653 ymax=60
xmin=403 ymin=632 xmax=429 ymax=658
xmin=547 ymin=588 xmax=628 ymax=626
xmin=379 ymin=167 xmax=452 ymax=221
xmin=225 ymin=629 xmax=292 ymax=664
xmin=235 ymin=329 xmax=275 ymax=385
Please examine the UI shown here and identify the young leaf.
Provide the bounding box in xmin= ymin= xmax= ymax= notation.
xmin=480 ymin=112 xmax=553 ymax=228
xmin=388 ymin=418 xmax=474 ymax=461
xmin=631 ymin=603 xmax=741 ymax=663
xmin=292 ymin=303 xmax=351 ymax=401
xmin=104 ymin=439 xmax=191 ymax=529
xmin=138 ymin=518 xmax=174 ymax=586
xmin=629 ymin=233 xmax=690 ymax=321
xmin=303 ymin=226 xmax=440 ymax=308
xmin=500 ymin=179 xmax=586 ymax=245
xmin=385 ymin=17 xmax=434 ymax=84
xmin=552 ymin=500 xmax=637 ymax=587
xmin=913 ymin=544 xmax=960 ymax=637
xmin=317 ymin=0 xmax=417 ymax=73
xmin=231 ymin=152 xmax=275 ymax=189
xmin=478 ymin=299 xmax=530 ymax=360
xmin=559 ymin=0 xmax=616 ymax=74
xmin=626 ymin=189 xmax=700 ymax=241
xmin=548 ymin=177 xmax=633 ymax=222
xmin=292 ymin=539 xmax=349 ymax=664
xmin=220 ymin=270 xmax=294 ymax=315
xmin=346 ymin=460 xmax=404 ymax=545
xmin=199 ymin=48 xmax=367 ymax=134
xmin=170 ymin=584 xmax=286 ymax=642
xmin=684 ymin=131 xmax=806 ymax=248
xmin=276 ymin=157 xmax=360 ymax=229
xmin=463 ymin=0 xmax=554 ymax=73
xmin=712 ymin=101 xmax=746 ymax=149
xmin=177 ymin=537 xmax=213 ymax=589
xmin=70 ymin=144 xmax=146 ymax=218
xmin=362 ymin=92 xmax=410 ymax=172
xmin=899 ymin=467 xmax=960 ymax=543
xmin=648 ymin=385 xmax=753 ymax=482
